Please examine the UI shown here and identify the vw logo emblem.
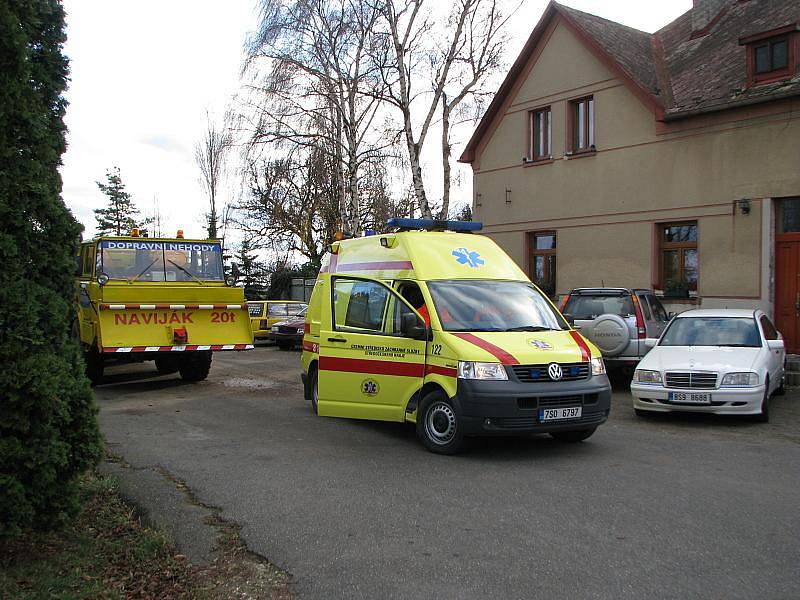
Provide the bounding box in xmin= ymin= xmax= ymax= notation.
xmin=547 ymin=363 xmax=563 ymax=381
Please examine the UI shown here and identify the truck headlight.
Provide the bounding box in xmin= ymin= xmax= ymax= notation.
xmin=590 ymin=357 xmax=605 ymax=375
xmin=633 ymin=369 xmax=662 ymax=384
xmin=457 ymin=361 xmax=508 ymax=381
xmin=721 ymin=372 xmax=759 ymax=387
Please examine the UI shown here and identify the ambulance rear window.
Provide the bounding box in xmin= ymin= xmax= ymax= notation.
xmin=99 ymin=240 xmax=224 ymax=282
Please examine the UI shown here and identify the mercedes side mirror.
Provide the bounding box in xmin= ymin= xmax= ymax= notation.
xmin=767 ymin=339 xmax=785 ymax=350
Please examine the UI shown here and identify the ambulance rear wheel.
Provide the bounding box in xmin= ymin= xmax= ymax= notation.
xmin=179 ymin=351 xmax=212 ymax=382
xmin=155 ymin=355 xmax=180 ymax=375
xmin=417 ymin=390 xmax=467 ymax=455
xmin=309 ymin=366 xmax=319 ymax=415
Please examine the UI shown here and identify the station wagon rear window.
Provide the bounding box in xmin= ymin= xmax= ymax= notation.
xmin=563 ymin=295 xmax=634 ymax=320
xmin=248 ymin=303 xmax=264 ymax=317
xmin=99 ymin=240 xmax=224 ymax=282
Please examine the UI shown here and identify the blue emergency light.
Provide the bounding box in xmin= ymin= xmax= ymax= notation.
xmin=386 ymin=218 xmax=483 ymax=232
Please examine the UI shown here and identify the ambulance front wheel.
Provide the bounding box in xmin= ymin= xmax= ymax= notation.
xmin=179 ymin=351 xmax=212 ymax=382
xmin=416 ymin=390 xmax=467 ymax=455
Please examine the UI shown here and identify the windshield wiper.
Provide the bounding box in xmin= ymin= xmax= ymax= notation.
xmin=505 ymin=325 xmax=557 ymax=332
xmin=167 ymin=259 xmax=205 ymax=285
xmin=130 ymin=258 xmax=159 ymax=282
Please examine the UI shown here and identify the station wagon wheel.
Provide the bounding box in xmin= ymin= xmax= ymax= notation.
xmin=754 ymin=376 xmax=770 ymax=423
xmin=416 ymin=390 xmax=466 ymax=455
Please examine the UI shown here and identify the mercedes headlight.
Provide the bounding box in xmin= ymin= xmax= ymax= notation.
xmin=633 ymin=369 xmax=662 ymax=384
xmin=721 ymin=372 xmax=759 ymax=387
xmin=591 ymin=357 xmax=605 ymax=376
xmin=271 ymin=326 xmax=279 ymax=332
xmin=457 ymin=361 xmax=508 ymax=381
xmin=296 ymin=327 xmax=304 ymax=334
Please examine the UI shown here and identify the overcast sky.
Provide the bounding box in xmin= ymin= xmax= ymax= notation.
xmin=61 ymin=0 xmax=692 ymax=242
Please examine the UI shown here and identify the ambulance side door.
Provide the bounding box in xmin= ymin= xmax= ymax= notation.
xmin=318 ymin=275 xmax=427 ymax=422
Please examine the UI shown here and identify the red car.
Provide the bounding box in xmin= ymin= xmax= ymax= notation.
xmin=268 ymin=307 xmax=307 ymax=350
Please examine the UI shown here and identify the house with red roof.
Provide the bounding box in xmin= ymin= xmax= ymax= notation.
xmin=460 ymin=0 xmax=800 ymax=350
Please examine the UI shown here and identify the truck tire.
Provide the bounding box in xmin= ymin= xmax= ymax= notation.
xmin=416 ymin=390 xmax=468 ymax=455
xmin=85 ymin=346 xmax=104 ymax=385
xmin=179 ymin=351 xmax=212 ymax=382
xmin=155 ymin=355 xmax=180 ymax=375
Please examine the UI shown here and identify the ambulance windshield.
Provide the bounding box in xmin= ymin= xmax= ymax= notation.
xmin=99 ymin=240 xmax=224 ymax=282
xmin=427 ymin=280 xmax=567 ymax=332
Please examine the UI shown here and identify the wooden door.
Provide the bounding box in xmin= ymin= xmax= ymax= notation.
xmin=774 ymin=237 xmax=800 ymax=353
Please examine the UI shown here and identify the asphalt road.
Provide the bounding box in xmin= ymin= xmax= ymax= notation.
xmin=97 ymin=346 xmax=800 ymax=599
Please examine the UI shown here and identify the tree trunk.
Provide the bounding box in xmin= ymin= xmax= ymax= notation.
xmin=440 ymin=93 xmax=451 ymax=220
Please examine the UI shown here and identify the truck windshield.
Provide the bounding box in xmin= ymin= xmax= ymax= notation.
xmin=427 ymin=280 xmax=568 ymax=332
xmin=659 ymin=317 xmax=761 ymax=347
xmin=99 ymin=240 xmax=224 ymax=282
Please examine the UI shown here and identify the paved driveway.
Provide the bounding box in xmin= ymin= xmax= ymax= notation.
xmin=97 ymin=347 xmax=800 ymax=599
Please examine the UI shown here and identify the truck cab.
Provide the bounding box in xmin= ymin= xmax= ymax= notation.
xmin=76 ymin=231 xmax=253 ymax=383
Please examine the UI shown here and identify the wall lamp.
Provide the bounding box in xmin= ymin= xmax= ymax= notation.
xmin=735 ymin=198 xmax=751 ymax=215
xmin=505 ymin=188 xmax=512 ymax=204
xmin=476 ymin=193 xmax=482 ymax=208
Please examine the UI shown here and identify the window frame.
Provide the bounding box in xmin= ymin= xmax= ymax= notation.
xmin=567 ymin=95 xmax=595 ymax=154
xmin=528 ymin=231 xmax=557 ymax=297
xmin=741 ymin=27 xmax=798 ymax=87
xmin=658 ymin=221 xmax=698 ymax=291
xmin=528 ymin=106 xmax=552 ymax=162
xmin=330 ymin=275 xmax=421 ymax=337
xmin=760 ymin=315 xmax=779 ymax=341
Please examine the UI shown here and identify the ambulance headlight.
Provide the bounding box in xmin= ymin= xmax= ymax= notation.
xmin=590 ymin=357 xmax=605 ymax=376
xmin=457 ymin=361 xmax=508 ymax=381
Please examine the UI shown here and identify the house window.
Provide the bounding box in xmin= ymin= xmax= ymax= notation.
xmin=740 ymin=27 xmax=797 ymax=86
xmin=528 ymin=107 xmax=551 ymax=161
xmin=660 ymin=222 xmax=698 ymax=291
xmin=530 ymin=232 xmax=556 ymax=296
xmin=569 ymin=96 xmax=594 ymax=153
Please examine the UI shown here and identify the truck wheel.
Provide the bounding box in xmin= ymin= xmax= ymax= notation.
xmin=416 ymin=390 xmax=467 ymax=455
xmin=85 ymin=346 xmax=104 ymax=385
xmin=549 ymin=427 xmax=597 ymax=443
xmin=179 ymin=352 xmax=212 ymax=382
xmin=155 ymin=355 xmax=180 ymax=375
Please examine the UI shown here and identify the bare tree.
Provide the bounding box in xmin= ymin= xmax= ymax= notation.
xmin=377 ymin=0 xmax=516 ymax=218
xmin=195 ymin=111 xmax=232 ymax=239
xmin=244 ymin=0 xmax=392 ymax=233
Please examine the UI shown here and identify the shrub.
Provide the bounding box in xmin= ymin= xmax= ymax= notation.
xmin=0 ymin=0 xmax=102 ymax=537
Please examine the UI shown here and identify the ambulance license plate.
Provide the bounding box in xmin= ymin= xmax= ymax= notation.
xmin=668 ymin=392 xmax=711 ymax=404
xmin=539 ymin=406 xmax=582 ymax=421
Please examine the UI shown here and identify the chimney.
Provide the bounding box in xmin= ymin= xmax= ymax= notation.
xmin=691 ymin=0 xmax=729 ymax=35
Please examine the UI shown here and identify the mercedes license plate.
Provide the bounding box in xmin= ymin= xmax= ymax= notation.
xmin=668 ymin=392 xmax=711 ymax=404
xmin=539 ymin=406 xmax=582 ymax=421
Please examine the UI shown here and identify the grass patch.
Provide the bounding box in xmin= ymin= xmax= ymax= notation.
xmin=0 ymin=472 xmax=291 ymax=598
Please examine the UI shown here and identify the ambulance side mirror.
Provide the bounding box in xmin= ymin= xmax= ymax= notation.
xmin=401 ymin=311 xmax=428 ymax=341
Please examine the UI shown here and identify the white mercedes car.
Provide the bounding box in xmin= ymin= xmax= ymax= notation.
xmin=630 ymin=309 xmax=785 ymax=422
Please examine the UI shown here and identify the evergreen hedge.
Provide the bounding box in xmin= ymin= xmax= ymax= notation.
xmin=0 ymin=0 xmax=102 ymax=536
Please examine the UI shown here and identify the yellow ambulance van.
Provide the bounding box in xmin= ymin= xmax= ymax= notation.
xmin=301 ymin=219 xmax=611 ymax=454
xmin=75 ymin=231 xmax=253 ymax=383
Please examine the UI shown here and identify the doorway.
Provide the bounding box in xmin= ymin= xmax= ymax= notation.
xmin=774 ymin=198 xmax=800 ymax=353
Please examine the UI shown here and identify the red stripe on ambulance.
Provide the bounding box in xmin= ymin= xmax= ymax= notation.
xmin=425 ymin=364 xmax=457 ymax=378
xmin=320 ymin=356 xmax=425 ymax=377
xmin=569 ymin=330 xmax=592 ymax=362
xmin=450 ymin=333 xmax=520 ymax=365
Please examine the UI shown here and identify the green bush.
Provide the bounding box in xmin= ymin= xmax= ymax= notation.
xmin=0 ymin=0 xmax=102 ymax=537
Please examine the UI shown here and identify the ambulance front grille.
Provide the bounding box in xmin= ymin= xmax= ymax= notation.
xmin=512 ymin=362 xmax=589 ymax=382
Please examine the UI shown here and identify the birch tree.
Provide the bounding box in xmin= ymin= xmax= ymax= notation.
xmin=245 ymin=0 xmax=391 ymax=233
xmin=377 ymin=0 xmax=515 ymax=218
xmin=195 ymin=112 xmax=232 ymax=239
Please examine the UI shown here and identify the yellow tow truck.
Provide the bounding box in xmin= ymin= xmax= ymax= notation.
xmin=75 ymin=230 xmax=253 ymax=383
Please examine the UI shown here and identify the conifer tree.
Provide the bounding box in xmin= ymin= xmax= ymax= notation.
xmin=94 ymin=166 xmax=142 ymax=235
xmin=0 ymin=0 xmax=102 ymax=536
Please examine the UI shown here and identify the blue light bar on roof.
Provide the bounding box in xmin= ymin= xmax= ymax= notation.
xmin=386 ymin=218 xmax=483 ymax=232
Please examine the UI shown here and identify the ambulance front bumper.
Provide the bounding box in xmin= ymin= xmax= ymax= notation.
xmin=454 ymin=375 xmax=611 ymax=435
